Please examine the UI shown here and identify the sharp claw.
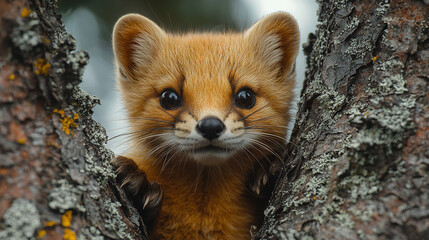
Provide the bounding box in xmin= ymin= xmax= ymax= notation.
xmin=143 ymin=197 xmax=150 ymax=209
xmin=262 ymin=174 xmax=268 ymax=186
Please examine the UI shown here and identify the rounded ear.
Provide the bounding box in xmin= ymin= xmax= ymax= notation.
xmin=112 ymin=14 xmax=166 ymax=80
xmin=245 ymin=12 xmax=300 ymax=77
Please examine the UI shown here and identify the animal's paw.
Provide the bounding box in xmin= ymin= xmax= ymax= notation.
xmin=111 ymin=156 xmax=163 ymax=232
xmin=247 ymin=158 xmax=282 ymax=198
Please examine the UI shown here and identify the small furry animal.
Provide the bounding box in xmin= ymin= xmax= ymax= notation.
xmin=111 ymin=12 xmax=299 ymax=240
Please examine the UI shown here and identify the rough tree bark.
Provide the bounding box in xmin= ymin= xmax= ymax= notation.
xmin=0 ymin=0 xmax=148 ymax=239
xmin=255 ymin=0 xmax=429 ymax=239
xmin=0 ymin=0 xmax=428 ymax=240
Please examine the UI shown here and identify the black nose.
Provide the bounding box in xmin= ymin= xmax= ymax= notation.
xmin=196 ymin=117 xmax=225 ymax=140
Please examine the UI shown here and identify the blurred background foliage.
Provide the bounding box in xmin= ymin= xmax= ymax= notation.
xmin=59 ymin=0 xmax=249 ymax=32
xmin=58 ymin=0 xmax=318 ymax=153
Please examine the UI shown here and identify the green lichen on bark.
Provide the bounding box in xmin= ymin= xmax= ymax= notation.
xmin=48 ymin=179 xmax=86 ymax=213
xmin=101 ymin=199 xmax=133 ymax=240
xmin=0 ymin=199 xmax=41 ymax=240
xmin=79 ymin=226 xmax=105 ymax=240
xmin=85 ymin=151 xmax=116 ymax=182
xmin=11 ymin=11 xmax=44 ymax=52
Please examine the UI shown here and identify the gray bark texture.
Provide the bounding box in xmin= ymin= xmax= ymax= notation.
xmin=0 ymin=0 xmax=148 ymax=239
xmin=0 ymin=0 xmax=428 ymax=240
xmin=255 ymin=0 xmax=429 ymax=239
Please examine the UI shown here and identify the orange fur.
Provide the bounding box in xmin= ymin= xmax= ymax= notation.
xmin=113 ymin=12 xmax=299 ymax=240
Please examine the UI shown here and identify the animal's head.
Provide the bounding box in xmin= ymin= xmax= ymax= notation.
xmin=113 ymin=12 xmax=299 ymax=167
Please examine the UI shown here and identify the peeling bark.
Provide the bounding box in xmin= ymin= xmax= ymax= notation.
xmin=1 ymin=0 xmax=428 ymax=240
xmin=255 ymin=0 xmax=429 ymax=239
xmin=0 ymin=0 xmax=148 ymax=239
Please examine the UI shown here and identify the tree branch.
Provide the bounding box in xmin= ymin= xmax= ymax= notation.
xmin=255 ymin=0 xmax=429 ymax=239
xmin=0 ymin=0 xmax=148 ymax=239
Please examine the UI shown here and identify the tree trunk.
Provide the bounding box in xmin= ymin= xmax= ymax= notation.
xmin=0 ymin=0 xmax=148 ymax=239
xmin=255 ymin=0 xmax=429 ymax=239
xmin=1 ymin=0 xmax=428 ymax=240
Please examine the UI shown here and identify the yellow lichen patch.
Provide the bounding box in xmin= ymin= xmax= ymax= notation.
xmin=8 ymin=74 xmax=15 ymax=80
xmin=21 ymin=8 xmax=32 ymax=18
xmin=53 ymin=109 xmax=79 ymax=136
xmin=34 ymin=59 xmax=51 ymax=76
xmin=37 ymin=230 xmax=46 ymax=239
xmin=45 ymin=221 xmax=56 ymax=227
xmin=364 ymin=111 xmax=369 ymax=117
xmin=63 ymin=228 xmax=77 ymax=240
xmin=61 ymin=210 xmax=72 ymax=228
xmin=312 ymin=196 xmax=318 ymax=200
xmin=372 ymin=56 xmax=378 ymax=62
xmin=53 ymin=108 xmax=65 ymax=118
xmin=16 ymin=137 xmax=27 ymax=144
xmin=59 ymin=116 xmax=79 ymax=136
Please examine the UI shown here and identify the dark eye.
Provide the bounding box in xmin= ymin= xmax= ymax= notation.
xmin=235 ymin=87 xmax=256 ymax=109
xmin=160 ymin=89 xmax=181 ymax=110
